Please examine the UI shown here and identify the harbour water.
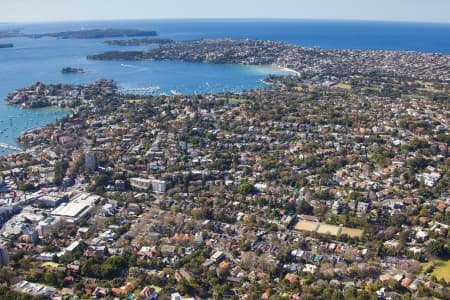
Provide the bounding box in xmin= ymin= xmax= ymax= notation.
xmin=1 ymin=19 xmax=450 ymax=154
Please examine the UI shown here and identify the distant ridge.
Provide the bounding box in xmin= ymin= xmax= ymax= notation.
xmin=26 ymin=28 xmax=157 ymax=39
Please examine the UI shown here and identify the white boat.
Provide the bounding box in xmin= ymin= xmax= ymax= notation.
xmin=120 ymin=63 xmax=138 ymax=68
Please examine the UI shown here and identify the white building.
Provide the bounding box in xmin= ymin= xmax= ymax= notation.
xmin=152 ymin=179 xmax=166 ymax=194
xmin=130 ymin=177 xmax=152 ymax=191
xmin=37 ymin=194 xmax=67 ymax=208
xmin=12 ymin=281 xmax=57 ymax=297
xmin=303 ymin=264 xmax=318 ymax=274
xmin=36 ymin=216 xmax=63 ymax=237
xmin=51 ymin=193 xmax=100 ymax=222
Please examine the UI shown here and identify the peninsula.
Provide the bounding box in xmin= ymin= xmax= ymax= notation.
xmin=6 ymin=79 xmax=116 ymax=108
xmin=26 ymin=28 xmax=157 ymax=39
xmin=105 ymin=38 xmax=174 ymax=46
xmin=0 ymin=29 xmax=21 ymax=38
xmin=88 ymin=38 xmax=450 ymax=81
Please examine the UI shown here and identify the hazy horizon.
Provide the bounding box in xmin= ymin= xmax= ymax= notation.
xmin=1 ymin=0 xmax=449 ymax=24
xmin=1 ymin=18 xmax=450 ymax=27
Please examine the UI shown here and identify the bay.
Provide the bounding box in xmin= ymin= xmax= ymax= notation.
xmin=1 ymin=19 xmax=450 ymax=155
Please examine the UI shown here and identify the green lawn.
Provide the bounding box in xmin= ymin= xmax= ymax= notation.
xmin=422 ymin=259 xmax=450 ymax=281
xmin=152 ymin=285 xmax=162 ymax=293
xmin=41 ymin=262 xmax=61 ymax=269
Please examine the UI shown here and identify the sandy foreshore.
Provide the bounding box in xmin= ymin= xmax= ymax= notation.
xmin=274 ymin=65 xmax=301 ymax=76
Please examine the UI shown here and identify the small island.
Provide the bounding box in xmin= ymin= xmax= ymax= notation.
xmin=0 ymin=43 xmax=13 ymax=48
xmin=61 ymin=67 xmax=85 ymax=74
xmin=27 ymin=28 xmax=157 ymax=39
xmin=105 ymin=38 xmax=174 ymax=46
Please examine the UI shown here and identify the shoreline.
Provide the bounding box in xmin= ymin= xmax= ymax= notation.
xmin=0 ymin=142 xmax=22 ymax=152
xmin=0 ymin=106 xmax=72 ymax=157
xmin=274 ymin=65 xmax=301 ymax=76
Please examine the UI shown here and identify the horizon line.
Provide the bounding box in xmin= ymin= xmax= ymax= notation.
xmin=2 ymin=17 xmax=450 ymax=26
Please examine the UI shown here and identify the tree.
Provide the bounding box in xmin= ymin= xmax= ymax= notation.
xmin=101 ymin=255 xmax=128 ymax=279
xmin=53 ymin=160 xmax=69 ymax=186
xmin=238 ymin=182 xmax=255 ymax=195
xmin=18 ymin=183 xmax=35 ymax=192
xmin=296 ymin=200 xmax=313 ymax=215
xmin=43 ymin=270 xmax=65 ymax=288
xmin=427 ymin=239 xmax=449 ymax=259
xmin=81 ymin=258 xmax=100 ymax=278
xmin=0 ymin=267 xmax=16 ymax=285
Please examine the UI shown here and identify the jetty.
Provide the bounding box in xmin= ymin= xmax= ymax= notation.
xmin=0 ymin=142 xmax=22 ymax=151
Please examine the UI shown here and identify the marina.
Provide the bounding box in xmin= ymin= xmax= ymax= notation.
xmin=119 ymin=85 xmax=161 ymax=94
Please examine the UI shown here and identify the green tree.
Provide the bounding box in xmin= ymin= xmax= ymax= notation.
xmin=427 ymin=239 xmax=449 ymax=259
xmin=101 ymin=255 xmax=128 ymax=279
xmin=296 ymin=200 xmax=313 ymax=215
xmin=53 ymin=160 xmax=69 ymax=186
xmin=238 ymin=182 xmax=255 ymax=195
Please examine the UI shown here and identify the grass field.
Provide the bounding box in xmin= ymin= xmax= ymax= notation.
xmin=41 ymin=262 xmax=61 ymax=269
xmin=422 ymin=260 xmax=450 ymax=282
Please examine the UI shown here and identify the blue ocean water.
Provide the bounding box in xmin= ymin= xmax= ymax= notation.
xmin=1 ymin=19 xmax=450 ymax=154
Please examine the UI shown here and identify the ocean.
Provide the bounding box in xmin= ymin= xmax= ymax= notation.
xmin=1 ymin=19 xmax=450 ymax=154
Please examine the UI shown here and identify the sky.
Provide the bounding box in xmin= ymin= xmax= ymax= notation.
xmin=1 ymin=0 xmax=449 ymax=23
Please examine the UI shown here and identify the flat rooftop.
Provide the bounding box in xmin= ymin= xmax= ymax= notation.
xmin=51 ymin=193 xmax=99 ymax=219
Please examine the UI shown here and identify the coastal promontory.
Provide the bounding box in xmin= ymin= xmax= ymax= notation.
xmin=105 ymin=38 xmax=174 ymax=46
xmin=87 ymin=38 xmax=450 ymax=81
xmin=6 ymin=79 xmax=117 ymax=108
xmin=0 ymin=29 xmax=21 ymax=38
xmin=27 ymin=28 xmax=157 ymax=39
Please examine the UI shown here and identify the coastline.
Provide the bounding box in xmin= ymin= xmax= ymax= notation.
xmin=1 ymin=21 xmax=449 ymax=157
xmin=274 ymin=65 xmax=301 ymax=76
xmin=0 ymin=20 xmax=449 ymax=299
xmin=0 ymin=106 xmax=71 ymax=157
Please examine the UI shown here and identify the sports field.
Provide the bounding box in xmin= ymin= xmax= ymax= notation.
xmin=295 ymin=220 xmax=320 ymax=232
xmin=294 ymin=220 xmax=363 ymax=238
xmin=340 ymin=227 xmax=364 ymax=238
xmin=317 ymin=223 xmax=340 ymax=235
